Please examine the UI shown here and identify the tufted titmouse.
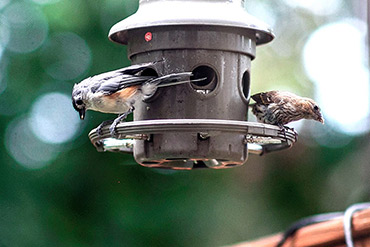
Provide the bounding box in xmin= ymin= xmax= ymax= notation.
xmin=72 ymin=61 xmax=193 ymax=136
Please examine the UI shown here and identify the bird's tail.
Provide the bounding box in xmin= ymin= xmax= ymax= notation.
xmin=141 ymin=72 xmax=205 ymax=97
xmin=150 ymin=72 xmax=192 ymax=88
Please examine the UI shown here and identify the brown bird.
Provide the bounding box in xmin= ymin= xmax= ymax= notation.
xmin=250 ymin=91 xmax=324 ymax=128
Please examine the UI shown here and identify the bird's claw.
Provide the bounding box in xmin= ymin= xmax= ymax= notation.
xmin=108 ymin=107 xmax=135 ymax=138
xmin=96 ymin=120 xmax=113 ymax=136
xmin=283 ymin=126 xmax=298 ymax=142
xmin=285 ymin=126 xmax=298 ymax=142
xmin=109 ymin=121 xmax=120 ymax=138
xmin=278 ymin=125 xmax=287 ymax=139
xmin=96 ymin=125 xmax=105 ymax=136
xmin=279 ymin=125 xmax=298 ymax=142
xmin=109 ymin=127 xmax=119 ymax=138
xmin=291 ymin=128 xmax=298 ymax=142
xmin=96 ymin=127 xmax=103 ymax=136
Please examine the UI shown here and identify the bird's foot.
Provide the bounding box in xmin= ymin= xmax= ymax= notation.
xmin=109 ymin=107 xmax=135 ymax=138
xmin=291 ymin=128 xmax=298 ymax=142
xmin=96 ymin=120 xmax=114 ymax=136
xmin=109 ymin=119 xmax=120 ymax=138
xmin=286 ymin=126 xmax=298 ymax=142
xmin=279 ymin=125 xmax=298 ymax=142
xmin=278 ymin=124 xmax=287 ymax=139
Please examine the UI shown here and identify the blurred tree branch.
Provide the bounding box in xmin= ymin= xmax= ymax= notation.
xmin=228 ymin=208 xmax=370 ymax=247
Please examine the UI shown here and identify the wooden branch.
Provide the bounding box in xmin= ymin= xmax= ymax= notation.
xmin=230 ymin=208 xmax=370 ymax=247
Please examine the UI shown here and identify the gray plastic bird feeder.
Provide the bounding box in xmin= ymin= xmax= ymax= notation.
xmin=88 ymin=0 xmax=297 ymax=169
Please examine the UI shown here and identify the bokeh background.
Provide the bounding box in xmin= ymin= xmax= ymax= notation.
xmin=0 ymin=0 xmax=369 ymax=246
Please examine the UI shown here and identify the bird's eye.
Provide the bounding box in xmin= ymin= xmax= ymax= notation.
xmin=314 ymin=105 xmax=319 ymax=111
xmin=75 ymin=99 xmax=83 ymax=105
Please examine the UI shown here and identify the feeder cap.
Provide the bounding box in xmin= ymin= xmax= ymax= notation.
xmin=108 ymin=0 xmax=274 ymax=45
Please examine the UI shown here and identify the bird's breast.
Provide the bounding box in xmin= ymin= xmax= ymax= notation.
xmin=90 ymin=87 xmax=139 ymax=114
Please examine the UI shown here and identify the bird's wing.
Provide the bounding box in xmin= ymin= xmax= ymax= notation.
xmin=87 ymin=61 xmax=164 ymax=95
xmin=251 ymin=91 xmax=298 ymax=105
xmin=92 ymin=74 xmax=154 ymax=95
xmin=89 ymin=61 xmax=159 ymax=82
xmin=251 ymin=91 xmax=278 ymax=104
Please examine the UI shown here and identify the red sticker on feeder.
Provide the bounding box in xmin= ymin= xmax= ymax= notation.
xmin=145 ymin=32 xmax=152 ymax=42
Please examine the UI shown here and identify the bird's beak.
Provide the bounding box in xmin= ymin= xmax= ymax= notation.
xmin=318 ymin=115 xmax=324 ymax=124
xmin=79 ymin=108 xmax=86 ymax=120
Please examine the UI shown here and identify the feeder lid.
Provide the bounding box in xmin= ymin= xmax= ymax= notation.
xmin=109 ymin=0 xmax=274 ymax=45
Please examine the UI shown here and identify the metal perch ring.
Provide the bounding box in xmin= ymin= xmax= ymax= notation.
xmin=88 ymin=119 xmax=297 ymax=156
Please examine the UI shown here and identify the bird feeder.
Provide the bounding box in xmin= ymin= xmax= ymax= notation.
xmin=88 ymin=0 xmax=297 ymax=169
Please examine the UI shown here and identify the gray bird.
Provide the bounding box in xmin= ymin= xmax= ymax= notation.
xmin=72 ymin=61 xmax=193 ymax=136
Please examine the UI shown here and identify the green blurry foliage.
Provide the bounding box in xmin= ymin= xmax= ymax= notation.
xmin=0 ymin=0 xmax=368 ymax=246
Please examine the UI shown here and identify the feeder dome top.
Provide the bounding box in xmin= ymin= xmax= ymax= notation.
xmin=109 ymin=0 xmax=274 ymax=45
